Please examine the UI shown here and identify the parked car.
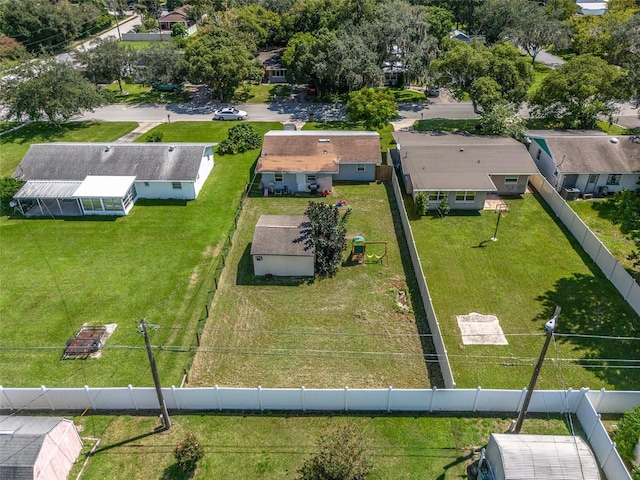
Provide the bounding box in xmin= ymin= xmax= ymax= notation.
xmin=426 ymin=87 xmax=440 ymax=97
xmin=212 ymin=107 xmax=248 ymax=120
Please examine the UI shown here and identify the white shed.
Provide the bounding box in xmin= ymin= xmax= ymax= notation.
xmin=0 ymin=416 xmax=83 ymax=480
xmin=251 ymin=215 xmax=315 ymax=277
xmin=485 ymin=433 xmax=601 ymax=480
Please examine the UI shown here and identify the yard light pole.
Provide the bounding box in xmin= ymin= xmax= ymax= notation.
xmin=513 ymin=306 xmax=561 ymax=434
xmin=140 ymin=319 xmax=171 ymax=430
xmin=491 ymin=204 xmax=508 ymax=241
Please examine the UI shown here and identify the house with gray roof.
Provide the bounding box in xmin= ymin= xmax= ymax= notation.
xmin=12 ymin=143 xmax=215 ymax=216
xmin=256 ymin=131 xmax=380 ymax=195
xmin=527 ymin=134 xmax=640 ymax=197
xmin=0 ymin=415 xmax=82 ymax=480
xmin=251 ymin=215 xmax=314 ymax=277
xmin=392 ymin=132 xmax=538 ymax=211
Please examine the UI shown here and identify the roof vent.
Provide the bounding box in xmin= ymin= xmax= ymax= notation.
xmin=460 ymin=148 xmax=464 ymax=152
xmin=610 ymin=137 xmax=619 ymax=144
xmin=319 ymin=139 xmax=331 ymax=143
xmin=105 ymin=145 xmax=111 ymax=152
xmin=169 ymin=145 xmax=175 ymax=152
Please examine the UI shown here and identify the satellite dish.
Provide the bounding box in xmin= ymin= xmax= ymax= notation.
xmin=9 ymin=200 xmax=16 ymax=208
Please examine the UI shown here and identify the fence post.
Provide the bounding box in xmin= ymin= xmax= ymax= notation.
xmin=601 ymin=442 xmax=617 ymax=471
xmin=301 ymin=386 xmax=306 ymax=412
xmin=41 ymin=385 xmax=55 ymax=410
xmin=84 ymin=385 xmax=94 ymax=410
xmin=595 ymin=388 xmax=606 ymax=412
xmin=429 ymin=386 xmax=437 ymax=412
xmin=0 ymin=386 xmax=15 ymax=411
xmin=517 ymin=387 xmax=527 ymax=413
xmin=258 ymin=386 xmax=264 ymax=412
xmin=172 ymin=385 xmax=180 ymax=410
xmin=473 ymin=386 xmax=482 ymax=412
xmin=128 ymin=384 xmax=138 ymax=410
xmin=588 ymin=413 xmax=601 ymax=440
xmin=387 ymin=386 xmax=393 ymax=413
xmin=344 ymin=386 xmax=349 ymax=412
xmin=214 ymin=384 xmax=221 ymax=411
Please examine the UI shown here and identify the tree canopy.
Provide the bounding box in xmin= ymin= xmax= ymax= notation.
xmin=75 ymin=38 xmax=133 ymax=93
xmin=136 ymin=42 xmax=187 ymax=87
xmin=183 ymin=27 xmax=262 ymax=101
xmin=528 ymin=54 xmax=630 ymax=129
xmin=0 ymin=59 xmax=103 ymax=124
xmin=346 ymin=88 xmax=398 ymax=129
xmin=303 ymin=201 xmax=351 ymax=279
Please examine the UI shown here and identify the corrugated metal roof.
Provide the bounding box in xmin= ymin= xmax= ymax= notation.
xmin=393 ymin=132 xmax=537 ymax=191
xmin=251 ymin=215 xmax=314 ymax=257
xmin=13 ymin=143 xmax=213 ymax=182
xmin=14 ymin=181 xmax=82 ymax=199
xmin=488 ymin=434 xmax=601 ymax=480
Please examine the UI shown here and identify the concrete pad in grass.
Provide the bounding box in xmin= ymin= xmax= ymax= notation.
xmin=457 ymin=312 xmax=508 ymax=345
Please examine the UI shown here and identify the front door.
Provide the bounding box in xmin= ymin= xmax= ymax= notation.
xmin=587 ymin=174 xmax=599 ymax=193
xmin=296 ymin=173 xmax=306 ymax=192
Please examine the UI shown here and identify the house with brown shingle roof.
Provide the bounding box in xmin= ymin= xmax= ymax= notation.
xmin=251 ymin=215 xmax=314 ymax=276
xmin=392 ymin=131 xmax=538 ymax=211
xmin=158 ymin=6 xmax=194 ymax=31
xmin=527 ymin=133 xmax=640 ymax=196
xmin=256 ymin=131 xmax=381 ymax=194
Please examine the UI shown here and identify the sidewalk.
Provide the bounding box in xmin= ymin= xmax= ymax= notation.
xmin=116 ymin=122 xmax=162 ymax=142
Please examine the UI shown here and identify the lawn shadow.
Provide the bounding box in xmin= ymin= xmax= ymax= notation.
xmin=585 ymin=198 xmax=619 ymax=223
xmin=235 ymin=244 xmax=314 ymax=286
xmin=161 ymin=464 xmax=197 ymax=480
xmin=535 ymin=272 xmax=640 ymax=390
xmin=0 ymin=121 xmax=100 ymax=146
xmin=383 ymin=180 xmax=444 ymax=388
xmin=134 ymin=199 xmax=189 ymax=207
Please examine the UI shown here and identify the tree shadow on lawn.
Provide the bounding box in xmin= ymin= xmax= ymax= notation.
xmin=235 ymin=244 xmax=314 ymax=287
xmin=535 ymin=272 xmax=640 ymax=390
xmin=383 ymin=180 xmax=444 ymax=388
xmin=0 ymin=121 xmax=100 ymax=146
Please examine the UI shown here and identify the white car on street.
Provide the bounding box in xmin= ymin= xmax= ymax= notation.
xmin=212 ymin=107 xmax=248 ymax=120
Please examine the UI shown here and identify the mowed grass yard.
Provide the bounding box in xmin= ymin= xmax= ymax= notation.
xmin=0 ymin=121 xmax=281 ymax=387
xmin=73 ymin=413 xmax=573 ymax=479
xmin=569 ymin=199 xmax=639 ymax=281
xmin=190 ymin=182 xmax=431 ymax=388
xmin=410 ymin=193 xmax=640 ymax=391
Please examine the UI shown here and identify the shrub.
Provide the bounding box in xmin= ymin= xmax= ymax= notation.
xmin=145 ymin=132 xmax=163 ymax=142
xmin=0 ymin=176 xmax=25 ymax=215
xmin=303 ymin=201 xmax=351 ymax=279
xmin=616 ymin=404 xmax=640 ymax=463
xmin=297 ymin=424 xmax=371 ymax=480
xmin=415 ymin=192 xmax=427 ymax=216
xmin=438 ymin=197 xmax=450 ymax=216
xmin=217 ymin=124 xmax=261 ymax=155
xmin=174 ymin=433 xmax=203 ymax=474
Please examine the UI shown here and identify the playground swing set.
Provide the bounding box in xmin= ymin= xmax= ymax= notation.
xmin=349 ymin=236 xmax=388 ymax=266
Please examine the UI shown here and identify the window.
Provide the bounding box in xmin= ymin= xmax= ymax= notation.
xmin=427 ymin=191 xmax=447 ymax=202
xmin=306 ymin=174 xmax=316 ymax=182
xmin=606 ymin=174 xmax=620 ymax=185
xmin=504 ymin=175 xmax=519 ymax=184
xmin=356 ymin=164 xmax=366 ymax=172
xmin=455 ymin=191 xmax=476 ymax=202
xmin=274 ymin=173 xmax=283 ymax=182
xmin=172 ymin=182 xmax=182 ymax=189
xmin=144 ymin=181 xmax=150 ymax=187
xmin=81 ymin=198 xmax=103 ymax=211
xmin=588 ymin=174 xmax=597 ymax=184
xmin=123 ymin=185 xmax=137 ymax=209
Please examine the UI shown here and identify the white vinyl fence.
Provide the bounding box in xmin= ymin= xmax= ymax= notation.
xmin=2 ymin=386 xmax=637 ymax=478
xmin=391 ymin=169 xmax=456 ymax=388
xmin=530 ymin=174 xmax=640 ymax=316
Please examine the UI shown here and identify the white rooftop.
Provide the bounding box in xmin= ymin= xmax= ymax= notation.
xmin=73 ymin=176 xmax=136 ymax=198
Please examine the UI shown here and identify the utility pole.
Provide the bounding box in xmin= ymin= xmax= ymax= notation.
xmin=513 ymin=306 xmax=561 ymax=434
xmin=112 ymin=1 xmax=122 ymax=40
xmin=140 ymin=319 xmax=171 ymax=430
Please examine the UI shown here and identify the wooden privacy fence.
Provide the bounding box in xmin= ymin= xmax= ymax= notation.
xmin=529 ymin=174 xmax=640 ymax=316
xmin=375 ymin=165 xmax=393 ymax=181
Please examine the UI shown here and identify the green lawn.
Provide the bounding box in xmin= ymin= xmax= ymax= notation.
xmin=120 ymin=41 xmax=156 ymax=51
xmin=190 ymin=183 xmax=431 ymax=388
xmin=414 ymin=118 xmax=481 ymax=133
xmin=384 ymin=87 xmax=426 ymax=103
xmin=102 ymin=82 xmax=190 ymax=104
xmin=0 ymin=121 xmax=138 ymax=177
xmin=0 ymin=122 xmax=281 ymax=387
xmin=569 ymin=199 xmax=639 ymax=280
xmin=409 ymin=193 xmax=640 ymax=391
xmin=233 ymin=83 xmax=292 ymax=103
xmin=529 ymin=61 xmax=552 ymax=96
xmin=0 ymin=121 xmax=19 ymax=134
xmin=73 ymin=413 xmax=573 ymax=479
